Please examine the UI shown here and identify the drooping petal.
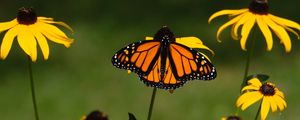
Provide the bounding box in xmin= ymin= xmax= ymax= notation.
xmin=240 ymin=92 xmax=263 ymax=110
xmin=38 ymin=18 xmax=74 ymax=33
xmin=17 ymin=25 xmax=37 ymax=62
xmin=240 ymin=14 xmax=255 ymax=51
xmin=241 ymin=85 xmax=259 ymax=92
xmin=282 ymin=26 xmax=300 ymax=39
xmin=263 ymin=16 xmax=291 ymax=52
xmin=256 ymin=15 xmax=273 ymax=51
xmin=261 ymin=97 xmax=271 ymax=120
xmin=145 ymin=36 xmax=154 ymax=40
xmin=236 ymin=91 xmax=262 ymax=108
xmin=36 ymin=22 xmax=74 ymax=47
xmin=175 ymin=37 xmax=214 ymax=55
xmin=30 ymin=26 xmax=49 ymax=60
xmin=267 ymin=96 xmax=278 ymax=112
xmin=216 ymin=14 xmax=244 ymax=42
xmin=0 ymin=25 xmax=19 ymax=59
xmin=269 ymin=14 xmax=300 ymax=31
xmin=247 ymin=78 xmax=262 ymax=88
xmin=208 ymin=9 xmax=248 ymax=23
xmin=273 ymin=95 xmax=287 ymax=111
xmin=232 ymin=12 xmax=251 ymax=40
xmin=0 ymin=19 xmax=18 ymax=33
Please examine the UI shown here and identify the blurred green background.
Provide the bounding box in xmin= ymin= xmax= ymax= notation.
xmin=1 ymin=0 xmax=300 ymax=119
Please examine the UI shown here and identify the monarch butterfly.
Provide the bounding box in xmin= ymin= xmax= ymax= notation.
xmin=112 ymin=26 xmax=217 ymax=89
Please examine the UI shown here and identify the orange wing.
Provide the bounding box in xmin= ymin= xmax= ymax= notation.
xmin=141 ymin=56 xmax=186 ymax=90
xmin=168 ymin=43 xmax=217 ymax=81
xmin=112 ymin=41 xmax=161 ymax=76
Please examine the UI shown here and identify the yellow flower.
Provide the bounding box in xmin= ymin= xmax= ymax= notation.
xmin=209 ymin=0 xmax=300 ymax=52
xmin=0 ymin=7 xmax=74 ymax=62
xmin=221 ymin=115 xmax=242 ymax=120
xmin=236 ymin=78 xmax=287 ymax=120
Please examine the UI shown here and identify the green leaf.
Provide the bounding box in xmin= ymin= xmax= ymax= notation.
xmin=128 ymin=112 xmax=137 ymax=120
xmin=246 ymin=74 xmax=270 ymax=82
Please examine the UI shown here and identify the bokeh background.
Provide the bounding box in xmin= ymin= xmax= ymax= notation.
xmin=1 ymin=0 xmax=300 ymax=119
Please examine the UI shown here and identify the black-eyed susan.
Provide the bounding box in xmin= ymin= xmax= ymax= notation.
xmin=0 ymin=7 xmax=74 ymax=62
xmin=81 ymin=110 xmax=108 ymax=120
xmin=236 ymin=78 xmax=287 ymax=120
xmin=209 ymin=0 xmax=300 ymax=52
xmin=221 ymin=115 xmax=242 ymax=120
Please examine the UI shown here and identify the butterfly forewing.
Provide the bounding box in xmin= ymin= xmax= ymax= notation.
xmin=112 ymin=41 xmax=161 ymax=76
xmin=168 ymin=43 xmax=217 ymax=81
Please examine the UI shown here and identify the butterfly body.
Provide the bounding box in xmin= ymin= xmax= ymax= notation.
xmin=112 ymin=27 xmax=217 ymax=90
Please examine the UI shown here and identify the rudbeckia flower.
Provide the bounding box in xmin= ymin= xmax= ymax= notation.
xmin=0 ymin=7 xmax=74 ymax=61
xmin=209 ymin=0 xmax=300 ymax=52
xmin=236 ymin=78 xmax=287 ymax=120
xmin=221 ymin=115 xmax=242 ymax=120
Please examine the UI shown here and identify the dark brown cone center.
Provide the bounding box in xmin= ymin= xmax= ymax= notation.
xmin=260 ymin=83 xmax=275 ymax=96
xmin=248 ymin=0 xmax=269 ymax=15
xmin=86 ymin=110 xmax=108 ymax=120
xmin=17 ymin=7 xmax=37 ymax=25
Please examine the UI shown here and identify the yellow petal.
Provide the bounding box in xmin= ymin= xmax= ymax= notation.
xmin=30 ymin=26 xmax=49 ymax=60
xmin=283 ymin=26 xmax=300 ymax=39
xmin=216 ymin=14 xmax=244 ymax=42
xmin=37 ymin=17 xmax=54 ymax=21
xmin=17 ymin=25 xmax=37 ymax=62
xmin=247 ymin=78 xmax=262 ymax=88
xmin=175 ymin=37 xmax=214 ymax=55
xmin=208 ymin=9 xmax=248 ymax=23
xmin=275 ymin=90 xmax=285 ymax=98
xmin=145 ymin=36 xmax=154 ymax=40
xmin=232 ymin=12 xmax=251 ymax=40
xmin=273 ymin=95 xmax=285 ymax=111
xmin=35 ymin=22 xmax=74 ymax=47
xmin=261 ymin=97 xmax=270 ymax=120
xmin=256 ymin=15 xmax=273 ymax=51
xmin=269 ymin=14 xmax=300 ymax=31
xmin=240 ymin=14 xmax=255 ymax=51
xmin=0 ymin=19 xmax=18 ymax=33
xmin=236 ymin=91 xmax=262 ymax=108
xmin=240 ymin=92 xmax=263 ymax=110
xmin=38 ymin=18 xmax=74 ymax=33
xmin=263 ymin=16 xmax=291 ymax=53
xmin=267 ymin=96 xmax=278 ymax=112
xmin=241 ymin=85 xmax=259 ymax=92
xmin=0 ymin=25 xmax=19 ymax=59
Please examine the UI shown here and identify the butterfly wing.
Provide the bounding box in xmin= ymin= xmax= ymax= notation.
xmin=140 ymin=56 xmax=186 ymax=90
xmin=112 ymin=41 xmax=161 ymax=76
xmin=168 ymin=43 xmax=217 ymax=81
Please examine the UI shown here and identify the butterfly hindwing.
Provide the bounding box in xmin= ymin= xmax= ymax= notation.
xmin=140 ymin=56 xmax=186 ymax=90
xmin=168 ymin=42 xmax=217 ymax=81
xmin=112 ymin=41 xmax=161 ymax=76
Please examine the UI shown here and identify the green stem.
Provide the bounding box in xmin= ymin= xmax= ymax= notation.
xmin=147 ymin=88 xmax=157 ymax=120
xmin=255 ymin=102 xmax=262 ymax=120
xmin=27 ymin=56 xmax=39 ymax=120
xmin=240 ymin=28 xmax=257 ymax=90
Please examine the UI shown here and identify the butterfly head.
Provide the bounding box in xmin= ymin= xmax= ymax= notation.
xmin=154 ymin=26 xmax=175 ymax=43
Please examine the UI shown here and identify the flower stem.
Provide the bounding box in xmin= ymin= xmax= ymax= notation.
xmin=240 ymin=27 xmax=257 ymax=90
xmin=147 ymin=88 xmax=157 ymax=120
xmin=255 ymin=102 xmax=262 ymax=120
xmin=27 ymin=56 xmax=39 ymax=120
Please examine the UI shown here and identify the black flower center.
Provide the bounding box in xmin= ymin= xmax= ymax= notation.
xmin=86 ymin=110 xmax=108 ymax=120
xmin=260 ymin=83 xmax=275 ymax=96
xmin=227 ymin=116 xmax=242 ymax=120
xmin=248 ymin=0 xmax=269 ymax=15
xmin=17 ymin=7 xmax=37 ymax=25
